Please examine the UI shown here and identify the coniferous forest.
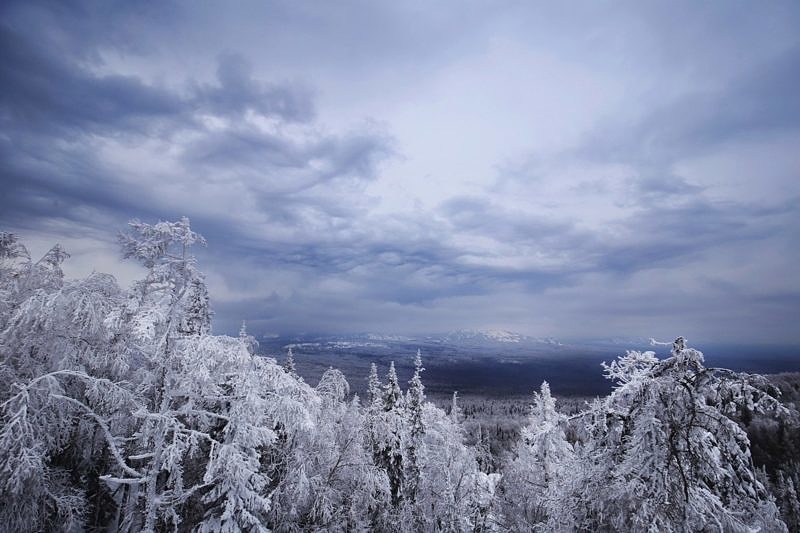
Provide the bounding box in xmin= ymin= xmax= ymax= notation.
xmin=1 ymin=218 xmax=799 ymax=532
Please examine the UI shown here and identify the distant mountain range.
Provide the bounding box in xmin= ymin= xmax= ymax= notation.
xmin=255 ymin=330 xmax=799 ymax=396
xmin=266 ymin=329 xmax=564 ymax=356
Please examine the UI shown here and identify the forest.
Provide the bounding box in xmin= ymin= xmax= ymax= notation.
xmin=1 ymin=218 xmax=799 ymax=532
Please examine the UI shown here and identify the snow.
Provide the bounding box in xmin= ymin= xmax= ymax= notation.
xmin=0 ymin=222 xmax=791 ymax=533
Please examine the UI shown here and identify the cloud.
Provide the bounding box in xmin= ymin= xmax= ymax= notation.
xmin=0 ymin=0 xmax=394 ymax=227
xmin=1 ymin=1 xmax=798 ymax=343
xmin=0 ymin=26 xmax=185 ymax=137
xmin=594 ymin=199 xmax=797 ymax=275
xmin=195 ymin=52 xmax=316 ymax=122
xmin=577 ymin=45 xmax=800 ymax=166
xmin=440 ymin=195 xmax=589 ymax=254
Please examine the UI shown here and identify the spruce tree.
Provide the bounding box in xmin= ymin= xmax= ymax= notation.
xmin=283 ymin=347 xmax=298 ymax=378
xmin=404 ymin=351 xmax=426 ymax=513
xmin=380 ymin=361 xmax=405 ymax=506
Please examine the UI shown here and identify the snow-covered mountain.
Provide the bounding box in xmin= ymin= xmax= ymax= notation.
xmin=439 ymin=329 xmax=562 ymax=345
xmin=442 ymin=329 xmax=525 ymax=343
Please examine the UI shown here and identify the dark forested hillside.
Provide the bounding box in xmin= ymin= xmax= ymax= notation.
xmin=1 ymin=220 xmax=798 ymax=532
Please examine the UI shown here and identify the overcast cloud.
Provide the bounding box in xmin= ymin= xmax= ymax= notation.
xmin=2 ymin=0 xmax=799 ymax=344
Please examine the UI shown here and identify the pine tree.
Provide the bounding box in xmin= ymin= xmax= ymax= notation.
xmin=407 ymin=351 xmax=425 ymax=438
xmin=283 ymin=347 xmax=298 ymax=378
xmin=379 ymin=361 xmax=405 ymax=506
xmin=403 ymin=350 xmax=425 ymax=529
xmin=776 ymin=469 xmax=800 ymax=531
xmin=196 ymin=340 xmax=276 ymax=533
xmin=177 ymin=278 xmax=211 ymax=336
xmin=383 ymin=361 xmax=403 ymax=412
xmin=499 ymin=381 xmax=574 ymax=531
xmin=363 ymin=362 xmax=390 ymax=526
xmin=415 ymin=397 xmax=487 ymax=532
xmin=238 ymin=321 xmax=258 ymax=354
xmin=367 ymin=362 xmax=382 ymax=407
xmin=404 ymin=351 xmax=425 ymax=506
xmin=450 ymin=391 xmax=461 ymax=424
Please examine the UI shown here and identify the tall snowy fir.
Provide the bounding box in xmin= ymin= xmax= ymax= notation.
xmin=383 ymin=361 xmax=404 ymax=411
xmin=367 ymin=362 xmax=382 ymax=407
xmin=283 ymin=347 xmax=298 ymax=378
xmin=405 ymin=351 xmax=425 ymax=500
xmin=378 ymin=361 xmax=406 ymax=507
xmin=498 ymin=381 xmax=574 ymax=531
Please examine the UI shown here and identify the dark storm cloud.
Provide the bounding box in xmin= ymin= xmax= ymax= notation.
xmin=1 ymin=1 xmax=178 ymax=62
xmin=191 ymin=197 xmax=573 ymax=316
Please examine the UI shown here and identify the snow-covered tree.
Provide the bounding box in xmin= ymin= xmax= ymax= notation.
xmin=266 ymin=367 xmax=390 ymax=532
xmin=195 ymin=336 xmax=315 ymax=533
xmin=113 ymin=217 xmax=208 ymax=352
xmin=416 ymin=401 xmax=492 ymax=532
xmin=499 ymin=381 xmax=574 ymax=531
xmin=178 ymin=278 xmax=212 ymax=336
xmin=567 ymin=338 xmax=786 ymax=532
xmin=383 ymin=361 xmax=404 ymax=412
xmin=774 ymin=468 xmax=800 ymax=532
xmin=367 ymin=362 xmax=382 ymax=407
xmin=0 ymin=232 xmax=31 ymax=329
xmin=101 ymin=218 xmax=214 ymax=530
xmin=362 ymin=362 xmax=394 ymax=527
xmin=238 ymin=320 xmax=258 ymax=355
xmin=379 ymin=361 xmax=406 ymax=506
xmin=0 ymin=235 xmax=135 ymax=531
xmin=283 ymin=347 xmax=298 ymax=378
xmin=404 ymin=351 xmax=425 ymax=505
xmin=0 ymin=367 xmax=138 ymax=532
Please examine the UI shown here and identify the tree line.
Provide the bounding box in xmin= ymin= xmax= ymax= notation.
xmin=1 ymin=219 xmax=797 ymax=532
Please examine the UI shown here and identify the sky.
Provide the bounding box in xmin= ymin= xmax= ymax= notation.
xmin=1 ymin=1 xmax=799 ymax=344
